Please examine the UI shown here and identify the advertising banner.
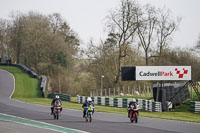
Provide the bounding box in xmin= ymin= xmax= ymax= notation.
xmin=136 ymin=66 xmax=191 ymax=81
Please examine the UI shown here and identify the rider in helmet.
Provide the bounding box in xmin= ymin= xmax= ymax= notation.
xmin=82 ymin=97 xmax=94 ymax=118
xmin=127 ymin=98 xmax=138 ymax=118
xmin=51 ymin=95 xmax=62 ymax=115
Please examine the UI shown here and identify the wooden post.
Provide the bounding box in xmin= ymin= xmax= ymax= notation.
xmin=96 ymin=90 xmax=98 ymax=96
xmin=132 ymin=87 xmax=133 ymax=96
xmin=128 ymin=86 xmax=130 ymax=95
xmin=138 ymin=85 xmax=141 ymax=94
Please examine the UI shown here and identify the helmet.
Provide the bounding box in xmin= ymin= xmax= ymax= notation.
xmin=132 ymin=98 xmax=136 ymax=102
xmin=87 ymin=97 xmax=92 ymax=102
xmin=55 ymin=95 xmax=60 ymax=99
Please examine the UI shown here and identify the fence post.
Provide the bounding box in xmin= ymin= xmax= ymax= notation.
xmin=138 ymin=85 xmax=141 ymax=94
xmin=96 ymin=90 xmax=98 ymax=96
xmin=128 ymin=86 xmax=130 ymax=95
xmin=123 ymin=86 xmax=125 ymax=95
xmin=132 ymin=88 xmax=133 ymax=96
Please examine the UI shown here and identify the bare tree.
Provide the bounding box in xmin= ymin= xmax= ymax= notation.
xmin=156 ymin=8 xmax=181 ymax=57
xmin=0 ymin=19 xmax=9 ymax=60
xmin=9 ymin=12 xmax=26 ymax=64
xmin=106 ymin=0 xmax=140 ymax=86
xmin=136 ymin=4 xmax=157 ymax=65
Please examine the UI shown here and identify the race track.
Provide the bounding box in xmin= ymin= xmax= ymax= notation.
xmin=0 ymin=69 xmax=200 ymax=133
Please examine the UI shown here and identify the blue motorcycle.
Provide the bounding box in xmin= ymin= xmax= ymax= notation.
xmin=85 ymin=105 xmax=95 ymax=122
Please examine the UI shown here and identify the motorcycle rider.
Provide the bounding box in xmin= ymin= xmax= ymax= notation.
xmin=82 ymin=97 xmax=94 ymax=118
xmin=127 ymin=98 xmax=138 ymax=118
xmin=51 ymin=95 xmax=62 ymax=115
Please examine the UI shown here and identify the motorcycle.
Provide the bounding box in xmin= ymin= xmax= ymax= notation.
xmin=129 ymin=104 xmax=139 ymax=123
xmin=53 ymin=103 xmax=62 ymax=120
xmin=84 ymin=105 xmax=94 ymax=122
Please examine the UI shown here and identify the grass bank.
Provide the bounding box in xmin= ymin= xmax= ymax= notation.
xmin=0 ymin=66 xmax=41 ymax=98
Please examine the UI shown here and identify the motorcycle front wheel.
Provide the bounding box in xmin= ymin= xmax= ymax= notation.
xmin=135 ymin=114 xmax=138 ymax=123
xmin=89 ymin=114 xmax=92 ymax=122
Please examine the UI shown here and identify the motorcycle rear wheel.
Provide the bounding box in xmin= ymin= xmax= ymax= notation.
xmin=56 ymin=113 xmax=59 ymax=120
xmin=53 ymin=113 xmax=56 ymax=119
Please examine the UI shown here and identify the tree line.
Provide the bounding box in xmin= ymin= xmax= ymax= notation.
xmin=0 ymin=0 xmax=200 ymax=96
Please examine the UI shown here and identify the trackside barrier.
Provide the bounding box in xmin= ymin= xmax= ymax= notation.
xmin=101 ymin=97 xmax=105 ymax=105
xmin=105 ymin=98 xmax=109 ymax=106
xmin=190 ymin=101 xmax=200 ymax=113
xmin=77 ymin=96 xmax=162 ymax=112
xmin=40 ymin=75 xmax=47 ymax=97
xmin=48 ymin=93 xmax=71 ymax=101
xmin=109 ymin=98 xmax=113 ymax=106
xmin=94 ymin=97 xmax=98 ymax=104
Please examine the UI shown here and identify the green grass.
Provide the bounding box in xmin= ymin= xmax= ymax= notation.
xmin=1 ymin=65 xmax=200 ymax=123
xmin=0 ymin=66 xmax=41 ymax=98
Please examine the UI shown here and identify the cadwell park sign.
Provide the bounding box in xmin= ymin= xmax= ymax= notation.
xmin=121 ymin=66 xmax=191 ymax=81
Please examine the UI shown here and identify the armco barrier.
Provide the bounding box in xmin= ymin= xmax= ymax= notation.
xmin=190 ymin=101 xmax=200 ymax=113
xmin=77 ymin=96 xmax=162 ymax=112
xmin=48 ymin=93 xmax=71 ymax=101
xmin=40 ymin=75 xmax=47 ymax=97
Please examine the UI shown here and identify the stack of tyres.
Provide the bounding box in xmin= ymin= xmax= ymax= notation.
xmin=101 ymin=97 xmax=105 ymax=106
xmin=98 ymin=97 xmax=101 ymax=105
xmin=114 ymin=98 xmax=118 ymax=107
xmin=109 ymin=98 xmax=114 ymax=107
xmin=105 ymin=98 xmax=109 ymax=106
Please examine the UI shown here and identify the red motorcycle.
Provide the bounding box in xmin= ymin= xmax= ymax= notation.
xmin=129 ymin=104 xmax=139 ymax=123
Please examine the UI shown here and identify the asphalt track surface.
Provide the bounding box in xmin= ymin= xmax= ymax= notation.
xmin=0 ymin=69 xmax=200 ymax=133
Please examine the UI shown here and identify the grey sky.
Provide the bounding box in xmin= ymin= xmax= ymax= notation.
xmin=0 ymin=0 xmax=200 ymax=48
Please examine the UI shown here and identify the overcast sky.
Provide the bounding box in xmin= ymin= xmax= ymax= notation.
xmin=1 ymin=0 xmax=200 ymax=48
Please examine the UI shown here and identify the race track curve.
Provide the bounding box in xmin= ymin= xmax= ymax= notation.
xmin=0 ymin=69 xmax=200 ymax=133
